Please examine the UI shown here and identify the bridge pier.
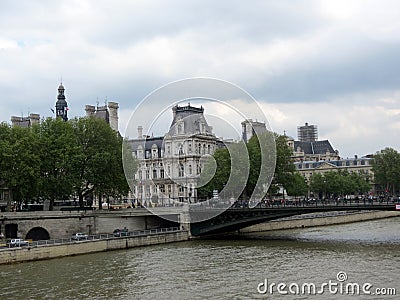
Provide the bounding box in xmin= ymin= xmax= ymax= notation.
xmin=179 ymin=206 xmax=192 ymax=238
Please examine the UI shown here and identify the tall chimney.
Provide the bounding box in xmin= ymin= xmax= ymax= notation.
xmin=107 ymin=101 xmax=119 ymax=132
xmin=29 ymin=113 xmax=40 ymax=126
xmin=138 ymin=126 xmax=143 ymax=139
xmin=85 ymin=105 xmax=95 ymax=117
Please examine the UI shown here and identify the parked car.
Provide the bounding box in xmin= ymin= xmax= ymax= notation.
xmin=113 ymin=228 xmax=129 ymax=237
xmin=71 ymin=233 xmax=88 ymax=240
xmin=7 ymin=238 xmax=30 ymax=247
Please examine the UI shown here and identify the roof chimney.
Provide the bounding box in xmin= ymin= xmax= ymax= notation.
xmin=138 ymin=126 xmax=143 ymax=139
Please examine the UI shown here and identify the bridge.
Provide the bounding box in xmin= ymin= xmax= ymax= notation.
xmin=188 ymin=200 xmax=400 ymax=236
xmin=0 ymin=199 xmax=398 ymax=240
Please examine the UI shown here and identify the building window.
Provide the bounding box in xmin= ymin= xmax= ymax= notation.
xmin=197 ymin=164 xmax=201 ymax=175
xmin=160 ymin=185 xmax=165 ymax=193
xmin=178 ymin=143 xmax=184 ymax=155
xmin=138 ymin=171 xmax=143 ymax=180
xmin=178 ymin=164 xmax=184 ymax=177
xmin=207 ymin=145 xmax=211 ymax=154
xmin=188 ymin=143 xmax=192 ymax=153
xmin=189 ymin=164 xmax=192 ymax=175
xmin=160 ymin=169 xmax=165 ymax=178
xmin=153 ymin=169 xmax=157 ymax=179
xmin=146 ymin=170 xmax=150 ymax=179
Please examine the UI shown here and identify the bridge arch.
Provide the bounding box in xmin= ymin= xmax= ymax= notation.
xmin=26 ymin=227 xmax=50 ymax=241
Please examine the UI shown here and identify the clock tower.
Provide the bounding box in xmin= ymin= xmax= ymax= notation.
xmin=55 ymin=83 xmax=68 ymax=121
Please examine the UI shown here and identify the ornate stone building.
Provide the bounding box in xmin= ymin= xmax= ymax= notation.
xmin=127 ymin=104 xmax=219 ymax=205
xmin=294 ymin=156 xmax=374 ymax=182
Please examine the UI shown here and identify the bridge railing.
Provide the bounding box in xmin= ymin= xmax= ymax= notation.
xmin=189 ymin=197 xmax=399 ymax=210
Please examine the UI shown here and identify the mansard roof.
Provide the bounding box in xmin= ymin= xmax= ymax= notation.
xmin=127 ymin=137 xmax=164 ymax=157
xmin=167 ymin=104 xmax=214 ymax=136
xmin=294 ymin=140 xmax=335 ymax=155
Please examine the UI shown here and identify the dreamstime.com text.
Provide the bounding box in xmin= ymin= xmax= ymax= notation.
xmin=257 ymin=272 xmax=396 ymax=296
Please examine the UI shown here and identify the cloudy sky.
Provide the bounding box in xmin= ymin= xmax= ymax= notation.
xmin=1 ymin=0 xmax=399 ymax=157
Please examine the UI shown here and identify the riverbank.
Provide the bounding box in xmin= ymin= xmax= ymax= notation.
xmin=238 ymin=210 xmax=400 ymax=234
xmin=0 ymin=229 xmax=188 ymax=265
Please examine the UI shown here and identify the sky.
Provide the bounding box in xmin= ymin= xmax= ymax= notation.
xmin=0 ymin=0 xmax=399 ymax=158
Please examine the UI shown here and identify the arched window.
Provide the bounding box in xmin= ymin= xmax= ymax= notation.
xmin=189 ymin=164 xmax=192 ymax=175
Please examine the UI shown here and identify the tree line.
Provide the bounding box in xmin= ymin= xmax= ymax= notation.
xmin=197 ymin=133 xmax=396 ymax=200
xmin=0 ymin=117 xmax=134 ymax=211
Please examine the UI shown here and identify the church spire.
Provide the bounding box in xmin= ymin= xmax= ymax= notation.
xmin=55 ymin=82 xmax=68 ymax=121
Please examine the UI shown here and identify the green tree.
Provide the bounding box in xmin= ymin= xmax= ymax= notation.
xmin=70 ymin=117 xmax=130 ymax=207
xmin=372 ymin=148 xmax=400 ymax=194
xmin=268 ymin=134 xmax=295 ymax=197
xmin=285 ymin=172 xmax=308 ymax=198
xmin=309 ymin=173 xmax=324 ymax=198
xmin=34 ymin=118 xmax=77 ymax=210
xmin=197 ymin=147 xmax=231 ymax=199
xmin=0 ymin=124 xmax=40 ymax=210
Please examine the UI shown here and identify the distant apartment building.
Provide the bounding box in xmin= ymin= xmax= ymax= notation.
xmin=286 ymin=122 xmax=340 ymax=162
xmin=286 ymin=123 xmax=373 ymax=191
xmin=294 ymin=156 xmax=374 ymax=182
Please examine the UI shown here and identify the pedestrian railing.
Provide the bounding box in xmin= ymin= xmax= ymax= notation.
xmin=0 ymin=227 xmax=182 ymax=250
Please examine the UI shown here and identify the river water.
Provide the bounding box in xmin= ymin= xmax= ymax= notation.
xmin=0 ymin=217 xmax=399 ymax=299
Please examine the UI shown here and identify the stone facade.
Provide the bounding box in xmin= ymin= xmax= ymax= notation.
xmin=85 ymin=101 xmax=119 ymax=132
xmin=294 ymin=156 xmax=374 ymax=182
xmin=127 ymin=104 xmax=219 ymax=205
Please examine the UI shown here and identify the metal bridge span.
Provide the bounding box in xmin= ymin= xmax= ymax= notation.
xmin=188 ymin=203 xmax=399 ymax=236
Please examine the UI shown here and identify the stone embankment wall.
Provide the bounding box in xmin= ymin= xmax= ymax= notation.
xmin=0 ymin=231 xmax=188 ymax=265
xmin=238 ymin=211 xmax=400 ymax=233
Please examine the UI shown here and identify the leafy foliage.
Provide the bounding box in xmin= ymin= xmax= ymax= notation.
xmin=372 ymin=147 xmax=400 ymax=194
xmin=0 ymin=117 xmax=135 ymax=211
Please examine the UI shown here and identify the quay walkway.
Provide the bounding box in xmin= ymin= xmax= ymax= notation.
xmin=0 ymin=227 xmax=188 ymax=265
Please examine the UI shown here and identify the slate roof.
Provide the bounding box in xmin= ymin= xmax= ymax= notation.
xmin=127 ymin=137 xmax=164 ymax=157
xmin=294 ymin=140 xmax=335 ymax=155
xmin=168 ymin=105 xmax=214 ymax=136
